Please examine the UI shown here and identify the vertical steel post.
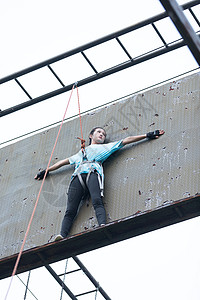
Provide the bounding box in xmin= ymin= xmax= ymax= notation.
xmin=24 ymin=271 xmax=31 ymax=300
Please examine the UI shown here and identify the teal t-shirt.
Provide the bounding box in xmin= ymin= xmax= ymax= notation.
xmin=69 ymin=140 xmax=124 ymax=177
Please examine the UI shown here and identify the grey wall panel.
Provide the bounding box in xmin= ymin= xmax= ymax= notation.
xmin=0 ymin=72 xmax=199 ymax=260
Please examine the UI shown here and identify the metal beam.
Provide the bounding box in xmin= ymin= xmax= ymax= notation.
xmin=0 ymin=36 xmax=192 ymax=117
xmin=0 ymin=194 xmax=200 ymax=280
xmin=38 ymin=253 xmax=78 ymax=300
xmin=159 ymin=0 xmax=200 ymax=65
xmin=151 ymin=23 xmax=168 ymax=48
xmin=0 ymin=1 xmax=199 ymax=118
xmin=45 ymin=264 xmax=78 ymax=300
xmin=38 ymin=253 xmax=111 ymax=299
xmin=73 ymin=256 xmax=112 ymax=300
xmin=0 ymin=1 xmax=198 ymax=85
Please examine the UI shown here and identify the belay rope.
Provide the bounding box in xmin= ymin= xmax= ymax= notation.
xmin=76 ymin=82 xmax=87 ymax=159
xmin=4 ymin=82 xmax=84 ymax=300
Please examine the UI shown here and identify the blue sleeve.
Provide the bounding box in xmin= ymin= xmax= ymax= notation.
xmin=96 ymin=140 xmax=124 ymax=163
xmin=68 ymin=151 xmax=81 ymax=165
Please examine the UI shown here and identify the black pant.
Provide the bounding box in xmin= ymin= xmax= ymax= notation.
xmin=60 ymin=172 xmax=106 ymax=237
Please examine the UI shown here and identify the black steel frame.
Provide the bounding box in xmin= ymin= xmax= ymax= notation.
xmin=160 ymin=0 xmax=200 ymax=64
xmin=38 ymin=253 xmax=111 ymax=300
xmin=0 ymin=0 xmax=199 ymax=117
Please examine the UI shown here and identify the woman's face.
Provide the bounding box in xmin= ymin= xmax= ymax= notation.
xmin=90 ymin=128 xmax=106 ymax=144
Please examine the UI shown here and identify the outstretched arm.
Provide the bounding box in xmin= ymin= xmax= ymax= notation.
xmin=34 ymin=158 xmax=70 ymax=180
xmin=48 ymin=158 xmax=70 ymax=172
xmin=122 ymin=134 xmax=147 ymax=145
xmin=122 ymin=129 xmax=165 ymax=146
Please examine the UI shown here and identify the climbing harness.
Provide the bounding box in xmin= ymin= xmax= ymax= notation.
xmin=75 ymin=160 xmax=104 ymax=197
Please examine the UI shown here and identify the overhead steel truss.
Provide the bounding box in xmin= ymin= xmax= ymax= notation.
xmin=0 ymin=0 xmax=199 ymax=117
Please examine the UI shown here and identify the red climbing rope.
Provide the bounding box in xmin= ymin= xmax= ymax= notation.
xmin=76 ymin=84 xmax=86 ymax=154
xmin=4 ymin=83 xmax=76 ymax=300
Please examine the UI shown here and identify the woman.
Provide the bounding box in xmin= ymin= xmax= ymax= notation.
xmin=35 ymin=127 xmax=165 ymax=241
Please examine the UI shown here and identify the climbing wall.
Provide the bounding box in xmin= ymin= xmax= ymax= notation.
xmin=0 ymin=72 xmax=199 ymax=260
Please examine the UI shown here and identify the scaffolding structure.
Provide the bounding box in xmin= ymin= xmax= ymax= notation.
xmin=0 ymin=1 xmax=199 ymax=117
xmin=16 ymin=256 xmax=111 ymax=300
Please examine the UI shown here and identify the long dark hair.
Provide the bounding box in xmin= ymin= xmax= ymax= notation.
xmin=89 ymin=127 xmax=107 ymax=145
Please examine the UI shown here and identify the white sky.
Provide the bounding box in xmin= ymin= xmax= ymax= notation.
xmin=0 ymin=0 xmax=200 ymax=299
